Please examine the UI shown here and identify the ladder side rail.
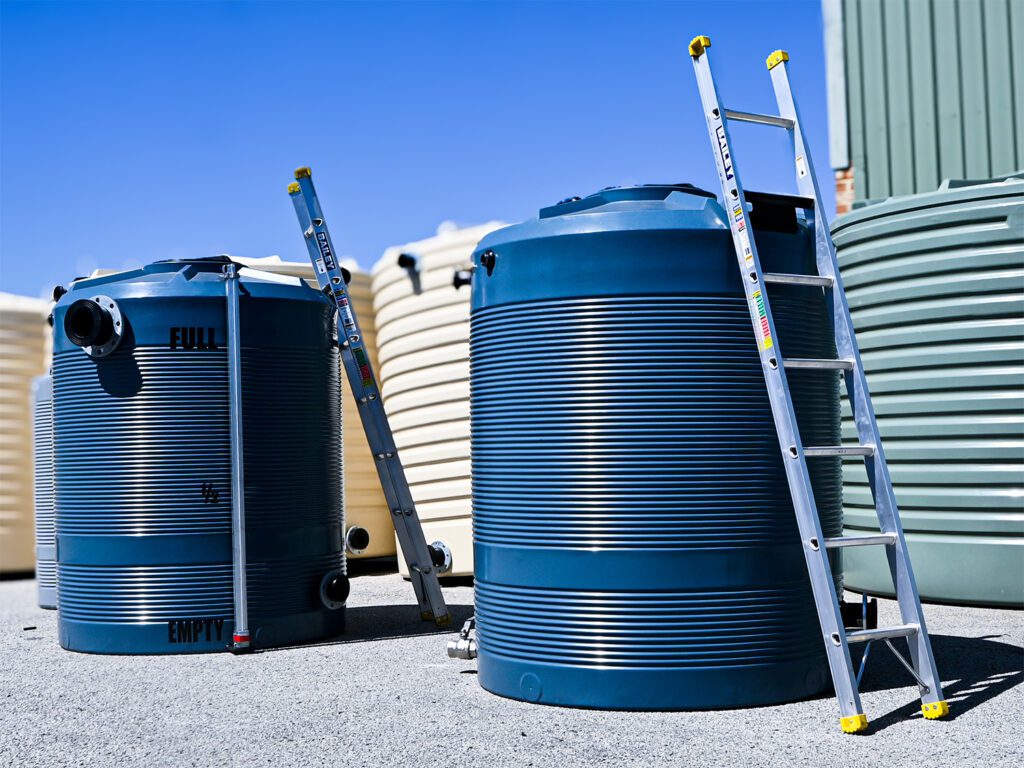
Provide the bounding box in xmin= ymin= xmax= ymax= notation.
xmin=768 ymin=60 xmax=945 ymax=706
xmin=289 ymin=177 xmax=450 ymax=625
xmin=690 ymin=41 xmax=864 ymax=722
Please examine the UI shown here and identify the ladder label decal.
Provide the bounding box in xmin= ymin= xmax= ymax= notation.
xmin=751 ymin=290 xmax=774 ymax=350
xmin=715 ymin=125 xmax=735 ymax=180
xmin=352 ymin=346 xmax=375 ymax=388
xmin=315 ymin=231 xmax=338 ymax=271
xmin=737 ymin=228 xmax=753 ymax=262
xmin=337 ymin=296 xmax=357 ymax=330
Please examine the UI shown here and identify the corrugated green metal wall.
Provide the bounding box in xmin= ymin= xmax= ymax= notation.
xmin=835 ymin=0 xmax=1024 ymax=200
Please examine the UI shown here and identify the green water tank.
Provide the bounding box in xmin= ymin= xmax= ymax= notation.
xmin=832 ymin=175 xmax=1024 ymax=607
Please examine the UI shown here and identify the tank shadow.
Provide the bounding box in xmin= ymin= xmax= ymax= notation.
xmin=855 ymin=632 xmax=1023 ymax=732
xmin=253 ymin=602 xmax=474 ymax=653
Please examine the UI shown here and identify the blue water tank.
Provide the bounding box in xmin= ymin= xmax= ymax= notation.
xmin=470 ymin=185 xmax=843 ymax=710
xmin=52 ymin=258 xmax=346 ymax=653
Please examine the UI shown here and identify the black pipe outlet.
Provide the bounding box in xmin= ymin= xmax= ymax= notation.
xmin=452 ymin=269 xmax=473 ymax=290
xmin=64 ymin=299 xmax=114 ymax=348
xmin=322 ymin=573 xmax=350 ymax=605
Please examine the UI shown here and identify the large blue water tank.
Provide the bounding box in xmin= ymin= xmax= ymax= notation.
xmin=470 ymin=185 xmax=843 ymax=710
xmin=52 ymin=258 xmax=346 ymax=653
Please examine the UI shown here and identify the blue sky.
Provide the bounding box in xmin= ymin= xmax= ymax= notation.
xmin=1 ymin=0 xmax=832 ymax=298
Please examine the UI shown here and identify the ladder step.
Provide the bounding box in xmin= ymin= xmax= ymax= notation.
xmin=783 ymin=358 xmax=854 ymax=371
xmin=803 ymin=445 xmax=875 ymax=457
xmin=762 ymin=272 xmax=833 ymax=287
xmin=724 ymin=109 xmax=795 ymax=129
xmin=846 ymin=624 xmax=919 ymax=644
xmin=825 ymin=533 xmax=898 ymax=549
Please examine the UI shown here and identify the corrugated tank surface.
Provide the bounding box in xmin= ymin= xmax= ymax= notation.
xmin=371 ymin=222 xmax=506 ymax=577
xmin=832 ymin=176 xmax=1024 ymax=607
xmin=228 ymin=258 xmax=393 ymax=559
xmin=470 ymin=186 xmax=843 ymax=710
xmin=52 ymin=259 xmax=346 ymax=653
xmin=0 ymin=293 xmax=49 ymax=575
xmin=33 ymin=374 xmax=56 ymax=608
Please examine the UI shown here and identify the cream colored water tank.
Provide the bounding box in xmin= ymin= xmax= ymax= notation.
xmin=0 ymin=293 xmax=50 ymax=574
xmin=90 ymin=258 xmax=394 ymax=560
xmin=372 ymin=222 xmax=505 ymax=578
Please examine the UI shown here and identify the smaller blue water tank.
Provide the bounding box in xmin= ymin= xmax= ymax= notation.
xmin=52 ymin=258 xmax=348 ymax=654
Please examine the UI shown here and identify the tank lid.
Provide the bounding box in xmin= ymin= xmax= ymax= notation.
xmin=153 ymin=255 xmax=237 ymax=269
xmin=539 ymin=184 xmax=717 ymax=219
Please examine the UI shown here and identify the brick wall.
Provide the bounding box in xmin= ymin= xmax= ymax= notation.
xmin=835 ymin=168 xmax=855 ymax=215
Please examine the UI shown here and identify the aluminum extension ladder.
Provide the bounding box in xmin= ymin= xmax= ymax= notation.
xmin=288 ymin=167 xmax=450 ymax=627
xmin=689 ymin=36 xmax=948 ymax=733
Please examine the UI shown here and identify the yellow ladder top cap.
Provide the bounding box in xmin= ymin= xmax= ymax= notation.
xmin=766 ymin=49 xmax=789 ymax=70
xmin=689 ymin=35 xmax=711 ymax=57
xmin=287 ymin=181 xmax=301 ymax=194
xmin=294 ymin=167 xmax=312 ymax=180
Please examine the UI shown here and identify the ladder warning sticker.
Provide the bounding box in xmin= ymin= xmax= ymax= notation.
xmin=352 ymin=346 xmax=375 ymax=389
xmin=751 ymin=290 xmax=774 ymax=350
xmin=338 ymin=297 xmax=357 ymax=329
xmin=715 ymin=125 xmax=735 ymax=180
xmin=738 ymin=229 xmax=753 ymax=263
xmin=732 ymin=204 xmax=743 ymax=220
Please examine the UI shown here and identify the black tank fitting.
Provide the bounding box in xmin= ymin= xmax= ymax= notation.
xmin=64 ymin=299 xmax=115 ymax=348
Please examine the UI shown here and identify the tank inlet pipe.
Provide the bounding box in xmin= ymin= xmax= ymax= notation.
xmin=223 ymin=264 xmax=251 ymax=653
xmin=447 ymin=616 xmax=477 ymax=660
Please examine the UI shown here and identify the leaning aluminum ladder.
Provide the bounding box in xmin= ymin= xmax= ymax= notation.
xmin=689 ymin=35 xmax=947 ymax=733
xmin=289 ymin=168 xmax=450 ymax=626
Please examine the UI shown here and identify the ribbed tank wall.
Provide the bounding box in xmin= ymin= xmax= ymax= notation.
xmin=832 ymin=178 xmax=1024 ymax=606
xmin=226 ymin=257 xmax=392 ymax=559
xmin=340 ymin=271 xmax=394 ymax=558
xmin=52 ymin=262 xmax=345 ymax=653
xmin=371 ymin=223 xmax=505 ymax=577
xmin=0 ymin=294 xmax=49 ymax=575
xmin=470 ymin=186 xmax=843 ymax=710
xmin=32 ymin=375 xmax=56 ymax=608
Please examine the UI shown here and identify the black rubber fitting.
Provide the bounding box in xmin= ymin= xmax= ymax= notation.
xmin=397 ymin=253 xmax=418 ymax=270
xmin=429 ymin=545 xmax=448 ymax=569
xmin=323 ymin=573 xmax=350 ymax=605
xmin=452 ymin=269 xmax=473 ymax=290
xmin=64 ymin=299 xmax=114 ymax=348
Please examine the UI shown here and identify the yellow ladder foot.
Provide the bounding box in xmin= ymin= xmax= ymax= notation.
xmin=922 ymin=701 xmax=950 ymax=720
xmin=840 ymin=713 xmax=869 ymax=733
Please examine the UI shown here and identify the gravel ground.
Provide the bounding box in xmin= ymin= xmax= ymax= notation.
xmin=1 ymin=565 xmax=1020 ymax=768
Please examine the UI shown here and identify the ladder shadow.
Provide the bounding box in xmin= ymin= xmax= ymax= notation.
xmin=854 ymin=633 xmax=1023 ymax=733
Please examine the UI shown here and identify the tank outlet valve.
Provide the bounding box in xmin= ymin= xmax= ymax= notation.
xmin=64 ymin=295 xmax=124 ymax=358
xmin=320 ymin=570 xmax=350 ymax=610
xmin=452 ymin=268 xmax=474 ymax=290
xmin=447 ymin=617 xmax=477 ymax=660
xmin=429 ymin=541 xmax=453 ymax=574
xmin=345 ymin=526 xmax=371 ymax=556
xmin=397 ymin=252 xmax=420 ymax=273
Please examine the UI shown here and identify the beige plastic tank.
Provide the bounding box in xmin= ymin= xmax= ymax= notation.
xmin=372 ymin=222 xmax=506 ymax=578
xmin=0 ymin=293 xmax=50 ymax=574
xmin=91 ymin=258 xmax=394 ymax=560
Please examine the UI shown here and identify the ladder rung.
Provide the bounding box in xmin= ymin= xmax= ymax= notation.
xmin=783 ymin=358 xmax=854 ymax=371
xmin=846 ymin=624 xmax=919 ymax=644
xmin=762 ymin=272 xmax=833 ymax=288
xmin=803 ymin=445 xmax=875 ymax=457
xmin=724 ymin=109 xmax=795 ymax=129
xmin=824 ymin=533 xmax=898 ymax=549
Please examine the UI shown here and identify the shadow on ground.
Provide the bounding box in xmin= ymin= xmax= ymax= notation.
xmin=854 ymin=632 xmax=1023 ymax=732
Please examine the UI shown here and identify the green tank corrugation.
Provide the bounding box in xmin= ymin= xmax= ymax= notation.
xmin=832 ymin=175 xmax=1024 ymax=607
